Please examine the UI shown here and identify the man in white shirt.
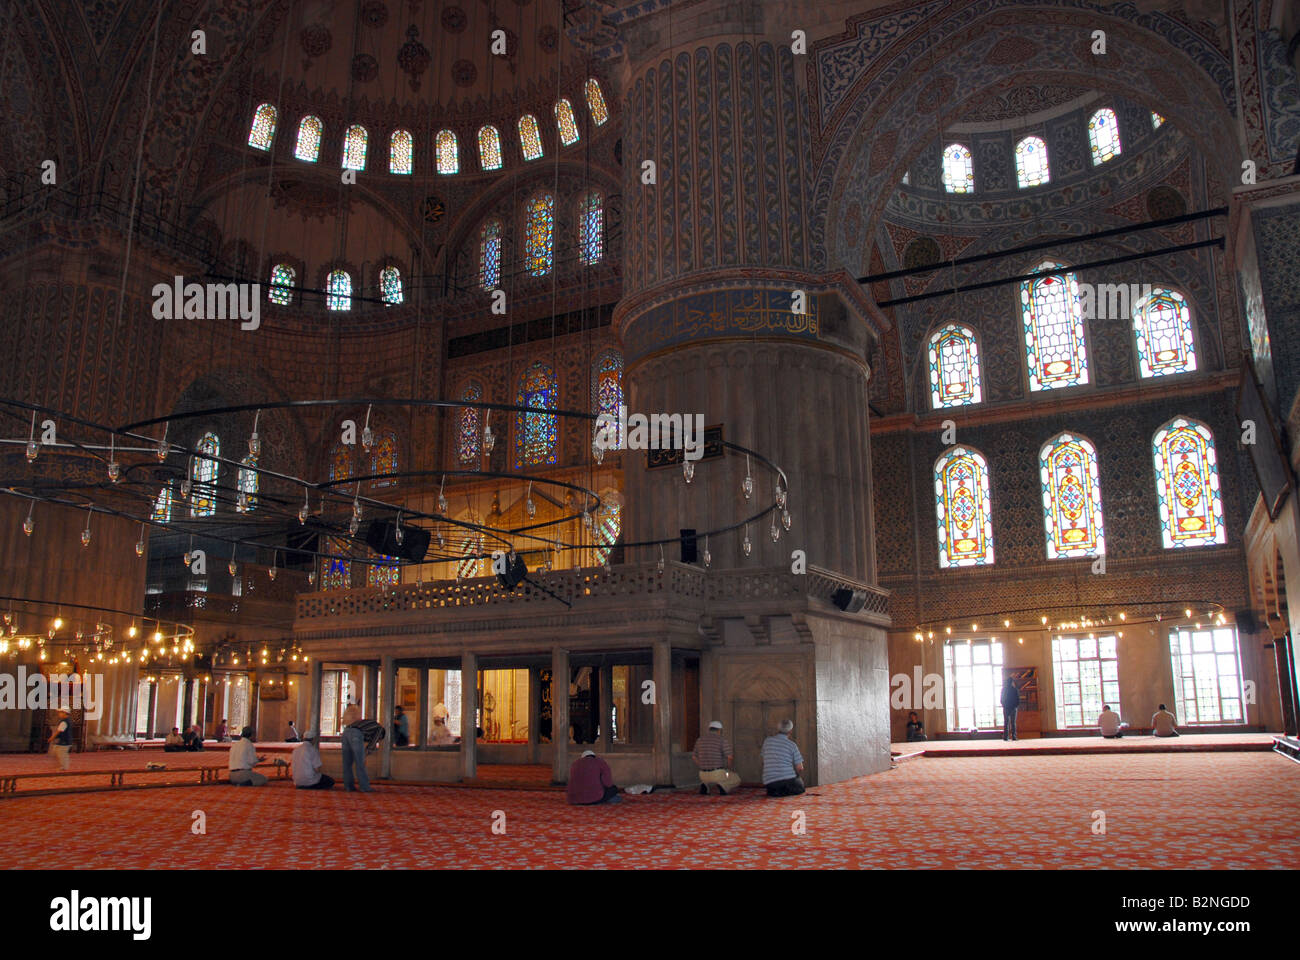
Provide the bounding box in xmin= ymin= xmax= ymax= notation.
xmin=228 ymin=726 xmax=268 ymax=786
xmin=1152 ymin=704 xmax=1180 ymax=737
xmin=291 ymin=730 xmax=333 ymax=790
xmin=1098 ymin=704 xmax=1123 ymax=738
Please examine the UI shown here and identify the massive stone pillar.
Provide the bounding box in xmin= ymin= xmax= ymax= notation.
xmin=461 ymin=652 xmax=477 ymax=780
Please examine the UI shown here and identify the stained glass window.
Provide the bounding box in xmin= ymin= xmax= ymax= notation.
xmin=249 ymin=103 xmax=277 ymax=150
xmin=1088 ymin=108 xmax=1121 ymax=164
xmin=525 ymin=194 xmax=554 ymax=276
xmin=1153 ymin=418 xmax=1225 ymax=549
xmin=295 ymin=115 xmax=322 ymax=161
xmin=585 ymin=78 xmax=609 ymax=126
xmin=380 ymin=266 xmax=403 ymax=305
xmin=237 ymin=455 xmax=258 ymax=511
xmin=1022 ymin=262 xmax=1088 ymax=391
xmin=368 ymin=557 xmax=399 ymax=588
xmin=1040 ymin=432 xmax=1104 ymax=559
xmin=389 ymin=129 xmax=413 ymax=174
xmin=329 ymin=442 xmax=352 ymax=481
xmin=153 ymin=483 xmax=173 ymax=523
xmin=370 ymin=429 xmax=397 ymax=488
xmin=191 ymin=432 xmax=220 ymax=518
xmin=478 ymin=125 xmax=503 ymax=171
xmin=519 ymin=114 xmax=543 ymax=161
xmin=1015 ymin=135 xmax=1050 ymax=188
xmin=942 ymin=143 xmax=974 ymax=193
xmin=1134 ymin=288 xmax=1196 ymax=378
xmin=458 ymin=382 xmax=483 ymax=464
xmin=928 ymin=324 xmax=982 ymax=408
xmin=555 ymin=99 xmax=580 ymax=146
xmin=435 ymin=129 xmax=458 ymax=174
xmin=934 ymin=446 xmax=994 ymax=568
xmin=1151 ymin=112 xmax=1165 ymax=129
xmin=327 ymin=269 xmax=352 ymax=311
xmin=578 ymin=191 xmax=604 ymax=264
xmin=321 ymin=536 xmax=351 ymax=590
xmin=480 ymin=220 xmax=502 ymax=290
xmin=456 ymin=538 xmax=482 ymax=580
xmin=515 ymin=361 xmax=558 ymax=468
xmin=342 ymin=124 xmax=368 ymax=170
xmin=594 ymin=505 xmax=621 ymax=565
xmin=268 ymin=263 xmax=295 ymax=305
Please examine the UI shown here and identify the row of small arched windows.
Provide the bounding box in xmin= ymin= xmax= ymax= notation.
xmin=247 ymin=79 xmax=609 ymax=174
xmin=928 ymin=265 xmax=1196 ymax=409
xmin=935 ymin=417 xmax=1226 ymax=570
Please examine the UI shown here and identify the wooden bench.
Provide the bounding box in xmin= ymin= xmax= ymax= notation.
xmin=0 ymin=760 xmax=289 ymax=797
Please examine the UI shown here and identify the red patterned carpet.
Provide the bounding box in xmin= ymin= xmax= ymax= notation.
xmin=1 ymin=751 xmax=1297 ymax=869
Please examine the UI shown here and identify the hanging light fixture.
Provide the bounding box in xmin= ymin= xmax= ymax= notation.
xmin=248 ymin=410 xmax=262 ymax=458
xmin=526 ymin=481 xmax=536 ymax=519
xmin=361 ymin=405 xmax=374 ymax=451
xmin=683 ymin=459 xmax=695 ymax=483
xmin=781 ymin=508 xmax=792 ymax=531
xmin=702 ymin=536 xmax=711 ymax=568
xmin=135 ymin=523 xmax=146 ymax=557
xmin=742 ymin=525 xmax=752 ymax=557
xmin=298 ymin=489 xmax=310 ymax=524
xmin=22 ymin=500 xmax=34 ymax=537
xmin=742 ymin=455 xmax=754 ymax=500
xmin=770 ymin=519 xmax=780 ymax=542
xmin=107 ymin=435 xmax=120 ymax=482
xmin=657 ymin=544 xmax=665 ymax=573
xmin=155 ymin=426 xmax=169 ymax=462
xmin=228 ymin=559 xmax=237 ymax=576
xmin=81 ymin=504 xmax=93 ymax=547
xmin=25 ymin=411 xmax=39 ymax=463
xmin=483 ymin=416 xmax=495 ymax=454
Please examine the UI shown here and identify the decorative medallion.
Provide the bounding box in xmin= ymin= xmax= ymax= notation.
xmin=299 ymin=23 xmax=332 ymax=58
xmin=903 ymin=236 xmax=942 ymax=270
xmin=538 ymin=25 xmax=558 ymax=52
xmin=422 ymin=195 xmax=445 ymax=223
xmin=984 ymin=36 xmax=1036 ymax=66
xmin=441 ymin=5 xmax=467 ymax=32
xmin=399 ymin=25 xmax=431 ymax=91
xmin=1146 ymin=185 xmax=1186 ymax=220
xmin=915 ymin=77 xmax=956 ymax=114
xmin=452 ymin=59 xmax=477 ymax=87
xmin=352 ymin=53 xmax=379 ymax=83
xmin=361 ymin=0 xmax=389 ymax=28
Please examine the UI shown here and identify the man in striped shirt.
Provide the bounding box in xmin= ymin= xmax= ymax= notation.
xmin=760 ymin=720 xmax=805 ymax=797
xmin=693 ymin=720 xmax=741 ymax=795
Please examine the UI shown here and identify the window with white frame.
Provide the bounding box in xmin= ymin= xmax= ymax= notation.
xmin=944 ymin=639 xmax=1005 ymax=730
xmin=1051 ymin=633 xmax=1120 ymax=728
xmin=1169 ymin=626 xmax=1244 ymax=723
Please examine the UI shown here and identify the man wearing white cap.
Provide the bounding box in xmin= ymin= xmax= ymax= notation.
xmin=565 ymin=749 xmax=623 ymax=804
xmin=760 ymin=719 xmax=805 ymax=797
xmin=291 ymin=729 xmax=334 ymax=790
xmin=693 ymin=720 xmax=741 ymax=795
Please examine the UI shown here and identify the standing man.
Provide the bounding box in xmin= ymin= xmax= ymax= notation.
xmin=760 ymin=720 xmax=805 ymax=797
xmin=47 ymin=708 xmax=72 ymax=770
xmin=291 ymin=730 xmax=334 ymax=790
xmin=340 ymin=699 xmax=373 ymax=793
xmin=1001 ymin=676 xmax=1021 ymax=741
xmin=693 ymin=720 xmax=741 ymax=795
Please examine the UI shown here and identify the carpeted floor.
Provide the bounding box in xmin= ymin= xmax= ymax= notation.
xmin=891 ymin=732 xmax=1277 ymax=757
xmin=1 ymin=751 xmax=1296 ymax=868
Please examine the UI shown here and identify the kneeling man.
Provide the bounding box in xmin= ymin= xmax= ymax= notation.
xmin=292 ymin=730 xmax=334 ymax=790
xmin=693 ymin=720 xmax=741 ymax=795
xmin=760 ymin=720 xmax=805 ymax=797
xmin=566 ymin=749 xmax=622 ymax=804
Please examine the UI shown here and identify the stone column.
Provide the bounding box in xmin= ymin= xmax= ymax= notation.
xmin=652 ymin=639 xmax=673 ymax=786
xmin=461 ymin=652 xmax=477 ymax=780
xmin=307 ymin=658 xmax=322 ymax=736
xmin=551 ymin=648 xmax=569 ymax=784
xmin=528 ymin=667 xmax=542 ymax=764
xmin=364 ymin=665 xmax=378 ymax=719
xmin=598 ymin=665 xmax=613 ymax=752
xmin=379 ymin=655 xmax=395 ymax=779
xmin=417 ymin=667 xmax=430 ymax=747
xmin=1271 ymin=627 xmax=1299 ymax=737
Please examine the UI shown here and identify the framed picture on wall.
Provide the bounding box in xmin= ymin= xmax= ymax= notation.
xmin=260 ymin=669 xmax=288 ymax=701
xmin=400 ymin=685 xmax=418 ymax=710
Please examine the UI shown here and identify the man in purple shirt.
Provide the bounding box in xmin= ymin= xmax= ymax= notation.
xmin=565 ymin=749 xmax=623 ymax=804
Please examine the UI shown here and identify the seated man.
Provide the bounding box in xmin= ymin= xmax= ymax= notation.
xmin=285 ymin=721 xmax=300 ymax=743
xmin=164 ymin=727 xmax=185 ymax=752
xmin=565 ymin=749 xmax=622 ymax=805
xmin=693 ymin=720 xmax=741 ymax=795
xmin=214 ymin=719 xmax=229 ymax=742
xmin=291 ymin=730 xmax=334 ymax=790
xmin=183 ymin=725 xmax=205 ymax=751
xmin=430 ymin=716 xmax=454 ymax=745
xmin=228 ymin=726 xmax=268 ymax=786
xmin=760 ymin=720 xmax=805 ymax=797
xmin=1152 ymin=703 xmax=1180 ymax=737
xmin=905 ymin=711 xmax=927 ymax=742
xmin=1098 ymin=704 xmax=1123 ymax=738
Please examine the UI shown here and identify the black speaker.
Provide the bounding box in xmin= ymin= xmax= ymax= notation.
xmin=496 ymin=552 xmax=528 ymax=589
xmin=831 ymin=587 xmax=867 ymax=613
xmin=1235 ymin=609 xmax=1260 ymax=634
xmin=365 ymin=519 xmax=431 ymax=563
xmin=680 ymin=528 xmax=698 ymax=564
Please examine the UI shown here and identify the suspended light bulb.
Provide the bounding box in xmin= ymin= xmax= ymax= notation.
xmin=248 ymin=433 xmax=261 ymax=458
xmin=180 ymin=477 xmax=192 ymax=500
xmin=582 ymin=509 xmax=594 ymax=531
xmin=135 ymin=529 xmax=145 ymax=557
xmin=742 ymin=528 xmax=752 ymax=557
xmin=308 ymin=571 xmax=317 ymax=586
xmin=349 ymin=515 xmax=360 ymax=537
xmin=775 ymin=486 xmax=788 ymax=509
xmin=592 ymin=438 xmax=606 ymax=465
xmin=228 ymin=560 xmax=237 ymax=576
xmin=352 ymin=498 xmax=363 ymax=521
xmin=183 ymin=550 xmax=192 ymax=569
xmin=128 ymin=623 xmax=137 ymax=639
xmin=657 ymin=545 xmax=665 ymax=573
xmin=107 ymin=460 xmax=121 ymax=483
xmin=153 ymin=631 xmax=162 ymax=643
xmin=436 ymin=531 xmax=445 ymax=549
xmin=155 ymin=432 xmax=169 ymax=462
xmin=22 ymin=502 xmax=34 ymax=537
xmin=702 ymin=537 xmax=711 ymax=568
xmin=770 ymin=521 xmax=780 ymax=542
xmin=526 ymin=482 xmax=535 ymax=519
xmin=25 ymin=439 xmax=39 ymax=463
xmin=683 ymin=460 xmax=695 ymax=483
xmin=781 ymin=509 xmax=792 ymax=531
xmin=81 ymin=507 xmax=92 ymax=547
xmin=483 ymin=423 xmax=495 ymax=454
xmin=743 ymin=474 xmax=754 ymax=500
xmin=395 ymin=524 xmax=404 ymax=546
xmin=298 ymin=490 xmax=310 ymax=524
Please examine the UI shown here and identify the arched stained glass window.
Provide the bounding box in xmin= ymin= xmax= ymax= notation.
xmin=478 ymin=125 xmax=503 ymax=170
xmin=592 ymin=351 xmax=623 ymax=448
xmin=295 ymin=115 xmax=322 ymax=161
xmin=249 ymin=103 xmax=277 ymax=150
xmin=942 ymin=143 xmax=974 ymax=193
xmin=153 ymin=483 xmax=174 ymax=523
xmin=268 ymin=263 xmax=295 ymax=305
xmin=389 ymin=129 xmax=413 ymax=174
xmin=1040 ymin=432 xmax=1104 ymax=559
xmin=1015 ymin=136 xmax=1050 ymax=188
xmin=458 ymin=382 xmax=483 ymax=464
xmin=525 ymin=194 xmax=554 ymax=276
xmin=1022 ymin=262 xmax=1088 ymax=391
xmin=515 ymin=361 xmax=558 ymax=468
xmin=1134 ymin=288 xmax=1196 ymax=378
xmin=238 ymin=455 xmax=258 ymax=511
xmin=927 ymin=324 xmax=982 ymax=408
xmin=370 ymin=429 xmax=397 ymax=488
xmin=191 ymin=432 xmax=220 ymax=518
xmin=456 ymin=537 xmax=483 ymax=580
xmin=436 ymin=129 xmax=458 ymax=174
xmin=329 ymin=442 xmax=352 ymax=482
xmin=594 ymin=505 xmax=621 ymax=565
xmin=480 ymin=220 xmax=502 ymax=290
xmin=555 ymin=99 xmax=580 ymax=146
xmin=518 ymin=114 xmax=543 ymax=161
xmin=327 ymin=270 xmax=352 ymax=311
xmin=321 ymin=536 xmax=351 ymax=590
xmin=934 ymin=446 xmax=994 ymax=568
xmin=1151 ymin=112 xmax=1166 ymax=129
xmin=1088 ymin=108 xmax=1122 ymax=164
xmin=585 ymin=78 xmax=609 ymax=126
xmin=577 ymin=191 xmax=604 ymax=264
xmin=342 ymin=125 xmax=368 ymax=170
xmin=379 ymin=266 xmax=403 ymax=305
xmin=1153 ymin=418 xmax=1225 ymax=549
